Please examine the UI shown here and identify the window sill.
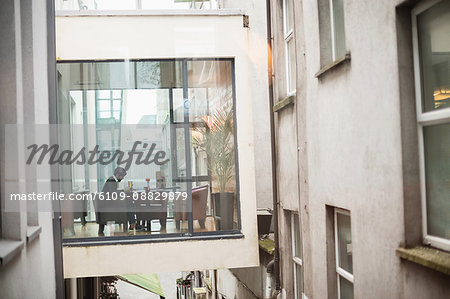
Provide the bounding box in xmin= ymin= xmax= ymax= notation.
xmin=26 ymin=226 xmax=42 ymax=244
xmin=315 ymin=51 xmax=351 ymax=79
xmin=273 ymin=95 xmax=295 ymax=113
xmin=0 ymin=239 xmax=24 ymax=266
xmin=396 ymin=246 xmax=450 ymax=275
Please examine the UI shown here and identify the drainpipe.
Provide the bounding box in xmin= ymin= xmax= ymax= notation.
xmin=265 ymin=0 xmax=281 ymax=295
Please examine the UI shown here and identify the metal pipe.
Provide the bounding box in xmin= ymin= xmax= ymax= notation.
xmin=265 ymin=0 xmax=281 ymax=293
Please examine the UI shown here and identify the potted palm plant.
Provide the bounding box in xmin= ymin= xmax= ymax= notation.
xmin=193 ymin=105 xmax=235 ymax=230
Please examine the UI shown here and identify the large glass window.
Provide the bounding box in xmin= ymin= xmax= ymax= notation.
xmin=291 ymin=212 xmax=303 ymax=299
xmin=57 ymin=59 xmax=239 ymax=242
xmin=413 ymin=0 xmax=450 ymax=251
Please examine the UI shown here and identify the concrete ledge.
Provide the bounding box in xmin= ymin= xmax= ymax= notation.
xmin=315 ymin=51 xmax=351 ymax=78
xmin=26 ymin=226 xmax=42 ymax=244
xmin=0 ymin=239 xmax=24 ymax=266
xmin=396 ymin=246 xmax=450 ymax=275
xmin=273 ymin=95 xmax=295 ymax=113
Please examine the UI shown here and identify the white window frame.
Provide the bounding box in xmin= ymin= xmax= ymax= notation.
xmin=412 ymin=0 xmax=450 ymax=252
xmin=291 ymin=212 xmax=303 ymax=299
xmin=283 ymin=0 xmax=296 ymax=95
xmin=334 ymin=208 xmax=353 ymax=299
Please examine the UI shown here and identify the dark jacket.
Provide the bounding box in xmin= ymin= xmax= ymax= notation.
xmin=95 ymin=176 xmax=128 ymax=224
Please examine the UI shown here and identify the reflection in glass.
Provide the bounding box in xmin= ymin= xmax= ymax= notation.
xmin=295 ymin=263 xmax=302 ymax=298
xmin=55 ymin=0 xmax=218 ymax=11
xmin=337 ymin=212 xmax=352 ymax=274
xmin=57 ymin=59 xmax=239 ymax=240
xmin=423 ymin=123 xmax=450 ymax=239
xmin=288 ymin=38 xmax=296 ymax=93
xmin=418 ymin=1 xmax=450 ymax=112
xmin=332 ymin=0 xmax=346 ymax=59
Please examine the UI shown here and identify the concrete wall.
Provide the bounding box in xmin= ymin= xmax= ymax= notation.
xmin=271 ymin=0 xmax=450 ymax=298
xmin=0 ymin=0 xmax=57 ymax=298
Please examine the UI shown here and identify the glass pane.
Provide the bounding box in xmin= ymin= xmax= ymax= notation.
xmin=98 ymin=100 xmax=110 ymax=112
xmin=332 ymin=0 xmax=346 ymax=59
xmin=423 ymin=123 xmax=450 ymax=239
xmin=112 ymin=90 xmax=122 ymax=99
xmin=187 ymin=60 xmax=237 ymax=232
xmin=288 ymin=38 xmax=296 ymax=93
xmin=55 ymin=0 xmax=218 ymax=11
xmin=142 ymin=0 xmax=190 ymax=10
xmin=99 ymin=111 xmax=111 ymax=118
xmin=188 ymin=88 xmax=209 ymax=122
xmin=339 ymin=276 xmax=353 ymax=299
xmin=418 ymin=1 xmax=450 ymax=112
xmin=295 ymin=263 xmax=302 ymax=299
xmin=337 ymin=212 xmax=353 ymax=274
xmin=284 ymin=0 xmax=294 ymax=34
xmin=293 ymin=213 xmax=302 ymax=258
xmin=92 ymin=0 xmax=137 ymax=10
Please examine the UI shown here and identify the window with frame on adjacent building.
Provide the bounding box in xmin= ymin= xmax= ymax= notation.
xmin=283 ymin=0 xmax=296 ymax=94
xmin=412 ymin=0 xmax=450 ymax=252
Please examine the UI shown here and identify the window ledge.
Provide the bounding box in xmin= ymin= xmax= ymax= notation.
xmin=26 ymin=226 xmax=42 ymax=244
xmin=396 ymin=246 xmax=450 ymax=275
xmin=315 ymin=51 xmax=351 ymax=78
xmin=273 ymin=95 xmax=295 ymax=113
xmin=0 ymin=239 xmax=24 ymax=266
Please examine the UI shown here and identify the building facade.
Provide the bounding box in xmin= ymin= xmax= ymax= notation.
xmin=0 ymin=0 xmax=62 ymax=298
xmin=269 ymin=0 xmax=450 ymax=298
